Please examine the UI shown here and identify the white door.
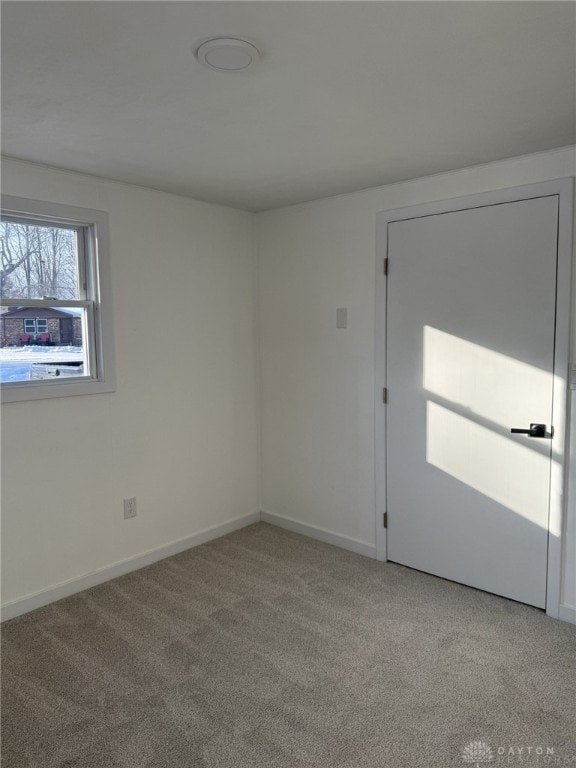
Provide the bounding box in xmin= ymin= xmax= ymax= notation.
xmin=386 ymin=195 xmax=560 ymax=608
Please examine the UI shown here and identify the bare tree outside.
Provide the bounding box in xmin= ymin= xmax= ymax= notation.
xmin=0 ymin=221 xmax=78 ymax=299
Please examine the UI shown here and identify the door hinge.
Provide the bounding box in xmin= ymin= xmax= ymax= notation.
xmin=383 ymin=512 xmax=388 ymax=528
xmin=383 ymin=387 xmax=388 ymax=404
xmin=384 ymin=258 xmax=389 ymax=276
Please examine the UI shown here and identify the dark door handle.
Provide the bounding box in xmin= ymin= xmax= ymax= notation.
xmin=510 ymin=423 xmax=547 ymax=438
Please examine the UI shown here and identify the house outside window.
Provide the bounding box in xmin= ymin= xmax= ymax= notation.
xmin=22 ymin=319 xmax=48 ymax=336
xmin=0 ymin=196 xmax=114 ymax=401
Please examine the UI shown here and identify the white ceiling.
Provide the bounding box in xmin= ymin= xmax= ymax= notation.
xmin=2 ymin=2 xmax=575 ymax=211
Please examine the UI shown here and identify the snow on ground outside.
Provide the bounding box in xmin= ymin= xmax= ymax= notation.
xmin=0 ymin=346 xmax=84 ymax=363
xmin=0 ymin=347 xmax=85 ymax=382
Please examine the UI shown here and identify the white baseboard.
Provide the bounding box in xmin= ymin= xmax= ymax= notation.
xmin=1 ymin=511 xmax=261 ymax=622
xmin=261 ymin=510 xmax=376 ymax=559
xmin=558 ymin=603 xmax=576 ymax=625
xmin=6 ymin=508 xmax=566 ymax=625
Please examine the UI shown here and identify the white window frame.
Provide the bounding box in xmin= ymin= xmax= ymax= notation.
xmin=23 ymin=319 xmax=36 ymax=335
xmin=1 ymin=195 xmax=115 ymax=402
xmin=35 ymin=319 xmax=48 ymax=335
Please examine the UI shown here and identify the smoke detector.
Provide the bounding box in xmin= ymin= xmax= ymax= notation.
xmin=194 ymin=38 xmax=261 ymax=71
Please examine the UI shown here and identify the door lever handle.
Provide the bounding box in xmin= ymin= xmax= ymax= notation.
xmin=510 ymin=423 xmax=547 ymax=438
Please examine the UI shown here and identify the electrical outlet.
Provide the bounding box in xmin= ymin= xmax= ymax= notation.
xmin=123 ymin=497 xmax=137 ymax=519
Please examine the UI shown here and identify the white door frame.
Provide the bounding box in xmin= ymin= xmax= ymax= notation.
xmin=375 ymin=178 xmax=574 ymax=619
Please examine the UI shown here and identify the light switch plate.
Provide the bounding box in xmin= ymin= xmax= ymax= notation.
xmin=336 ymin=308 xmax=347 ymax=329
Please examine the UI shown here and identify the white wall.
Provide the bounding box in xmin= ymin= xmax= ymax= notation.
xmin=256 ymin=146 xmax=576 ymax=616
xmin=3 ymin=148 xmax=575 ymax=621
xmin=1 ymin=158 xmax=260 ymax=607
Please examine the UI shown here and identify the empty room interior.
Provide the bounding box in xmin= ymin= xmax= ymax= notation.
xmin=1 ymin=2 xmax=576 ymax=766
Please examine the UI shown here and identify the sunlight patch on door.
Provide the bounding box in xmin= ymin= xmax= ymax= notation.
xmin=423 ymin=326 xmax=553 ymax=430
xmin=426 ymin=401 xmax=551 ymax=528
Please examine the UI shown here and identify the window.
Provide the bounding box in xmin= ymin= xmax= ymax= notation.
xmin=1 ymin=196 xmax=114 ymax=401
xmin=22 ymin=319 xmax=48 ymax=336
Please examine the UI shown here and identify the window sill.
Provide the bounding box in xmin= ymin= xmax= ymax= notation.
xmin=1 ymin=376 xmax=116 ymax=403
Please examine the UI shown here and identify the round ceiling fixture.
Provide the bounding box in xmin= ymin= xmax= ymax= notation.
xmin=194 ymin=38 xmax=260 ymax=71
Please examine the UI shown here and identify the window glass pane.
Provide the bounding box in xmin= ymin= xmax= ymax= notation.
xmin=0 ymin=220 xmax=79 ymax=300
xmin=0 ymin=307 xmax=88 ymax=382
xmin=23 ymin=319 xmax=35 ymax=334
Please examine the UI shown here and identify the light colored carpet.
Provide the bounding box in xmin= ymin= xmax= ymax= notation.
xmin=2 ymin=522 xmax=575 ymax=767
